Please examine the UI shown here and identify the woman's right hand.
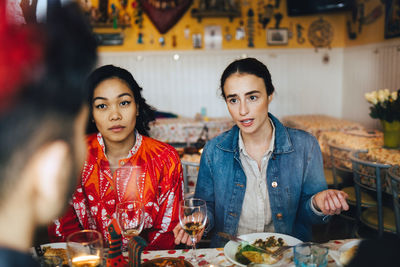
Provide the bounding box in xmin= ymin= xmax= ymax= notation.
xmin=173 ymin=224 xmax=205 ymax=246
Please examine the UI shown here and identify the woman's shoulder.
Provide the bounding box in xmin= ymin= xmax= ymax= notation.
xmin=284 ymin=126 xmax=320 ymax=148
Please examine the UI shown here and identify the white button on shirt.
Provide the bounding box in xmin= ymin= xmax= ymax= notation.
xmin=237 ymin=119 xmax=276 ymax=235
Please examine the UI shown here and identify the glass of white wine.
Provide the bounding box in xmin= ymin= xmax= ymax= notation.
xmin=66 ymin=230 xmax=103 ymax=267
xmin=116 ymin=200 xmax=145 ymax=243
xmin=179 ymin=198 xmax=207 ymax=263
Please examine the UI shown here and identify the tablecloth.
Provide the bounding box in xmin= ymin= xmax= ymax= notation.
xmin=141 ymin=239 xmax=358 ymax=267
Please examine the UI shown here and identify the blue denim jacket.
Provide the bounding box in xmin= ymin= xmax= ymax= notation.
xmin=194 ymin=113 xmax=328 ymax=248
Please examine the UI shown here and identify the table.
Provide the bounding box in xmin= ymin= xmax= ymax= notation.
xmin=141 ymin=239 xmax=358 ymax=267
xmin=281 ymin=115 xmax=364 ymax=140
xmin=318 ymin=130 xmax=384 ymax=168
xmin=149 ymin=117 xmax=234 ymax=144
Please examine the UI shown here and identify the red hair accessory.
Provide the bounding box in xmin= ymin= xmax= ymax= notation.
xmin=0 ymin=1 xmax=44 ymax=113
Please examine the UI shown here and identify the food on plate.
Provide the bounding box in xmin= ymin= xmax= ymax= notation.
xmin=43 ymin=246 xmax=68 ymax=265
xmin=235 ymin=236 xmax=287 ymax=265
xmin=339 ymin=245 xmax=359 ymax=265
xmin=142 ymin=257 xmax=188 ymax=267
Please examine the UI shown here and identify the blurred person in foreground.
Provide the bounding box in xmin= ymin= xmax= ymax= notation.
xmin=48 ymin=65 xmax=184 ymax=250
xmin=0 ymin=1 xmax=97 ymax=266
xmin=174 ymin=58 xmax=349 ymax=248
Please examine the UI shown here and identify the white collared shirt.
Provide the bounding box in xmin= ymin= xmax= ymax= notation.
xmin=236 ymin=119 xmax=323 ymax=235
xmin=237 ymin=119 xmax=276 ymax=235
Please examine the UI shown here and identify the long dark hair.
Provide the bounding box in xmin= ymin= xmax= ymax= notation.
xmin=220 ymin=57 xmax=275 ymax=98
xmin=85 ymin=65 xmax=155 ymax=136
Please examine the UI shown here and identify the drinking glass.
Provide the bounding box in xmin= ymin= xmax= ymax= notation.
xmin=116 ymin=200 xmax=145 ymax=240
xmin=179 ymin=198 xmax=207 ymax=263
xmin=66 ymin=230 xmax=103 ymax=267
xmin=293 ymin=242 xmax=329 ymax=267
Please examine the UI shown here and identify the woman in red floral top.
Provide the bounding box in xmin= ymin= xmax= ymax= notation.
xmin=48 ymin=65 xmax=184 ymax=250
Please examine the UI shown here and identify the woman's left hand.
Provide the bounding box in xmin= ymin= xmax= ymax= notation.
xmin=313 ymin=189 xmax=349 ymax=215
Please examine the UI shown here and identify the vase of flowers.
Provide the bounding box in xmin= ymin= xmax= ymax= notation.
xmin=365 ymin=89 xmax=400 ymax=149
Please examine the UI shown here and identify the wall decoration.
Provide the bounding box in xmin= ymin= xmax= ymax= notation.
xmin=267 ymin=28 xmax=288 ymax=45
xmin=204 ymin=25 xmax=222 ymax=49
xmin=192 ymin=33 xmax=202 ymax=48
xmin=191 ymin=0 xmax=241 ymax=22
xmin=385 ymin=0 xmax=400 ymax=39
xmin=139 ymin=0 xmax=193 ymax=34
xmin=296 ymin=23 xmax=305 ymax=44
xmin=225 ymin=26 xmax=232 ymax=41
xmin=308 ymin=18 xmax=334 ymax=51
xmin=184 ymin=25 xmax=190 ymax=39
xmin=247 ymin=8 xmax=255 ymax=47
xmin=235 ymin=20 xmax=245 ymax=40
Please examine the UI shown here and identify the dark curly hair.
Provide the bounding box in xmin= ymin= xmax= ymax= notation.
xmin=85 ymin=65 xmax=156 ymax=136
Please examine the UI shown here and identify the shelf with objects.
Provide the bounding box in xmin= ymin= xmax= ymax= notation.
xmin=191 ymin=0 xmax=241 ymax=22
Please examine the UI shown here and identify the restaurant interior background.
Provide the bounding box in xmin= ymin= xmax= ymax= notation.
xmin=89 ymin=0 xmax=399 ymax=129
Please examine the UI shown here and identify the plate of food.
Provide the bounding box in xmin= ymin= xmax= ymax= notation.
xmin=332 ymin=239 xmax=361 ymax=267
xmin=142 ymin=257 xmax=193 ymax=267
xmin=31 ymin=242 xmax=69 ymax=266
xmin=224 ymin=233 xmax=302 ymax=266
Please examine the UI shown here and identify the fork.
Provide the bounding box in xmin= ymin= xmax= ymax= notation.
xmin=271 ymin=245 xmax=294 ymax=257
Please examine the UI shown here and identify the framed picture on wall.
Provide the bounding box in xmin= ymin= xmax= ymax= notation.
xmin=385 ymin=0 xmax=400 ymax=38
xmin=267 ymin=28 xmax=289 ymax=45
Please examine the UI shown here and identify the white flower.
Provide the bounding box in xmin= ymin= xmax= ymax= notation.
xmin=391 ymin=91 xmax=398 ymax=101
xmin=378 ymin=89 xmax=390 ymax=103
xmin=365 ymin=91 xmax=378 ymax=105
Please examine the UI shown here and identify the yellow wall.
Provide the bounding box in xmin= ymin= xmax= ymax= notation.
xmin=92 ymin=0 xmax=393 ymax=52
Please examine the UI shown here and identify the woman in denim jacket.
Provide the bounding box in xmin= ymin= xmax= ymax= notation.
xmin=174 ymin=58 xmax=349 ymax=248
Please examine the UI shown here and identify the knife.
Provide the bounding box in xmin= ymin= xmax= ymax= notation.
xmin=217 ymin=232 xmax=272 ymax=254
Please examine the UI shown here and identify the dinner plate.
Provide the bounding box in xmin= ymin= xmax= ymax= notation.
xmin=142 ymin=257 xmax=193 ymax=267
xmin=330 ymin=239 xmax=362 ymax=267
xmin=224 ymin=232 xmax=302 ymax=267
xmin=31 ymin=242 xmax=67 ymax=257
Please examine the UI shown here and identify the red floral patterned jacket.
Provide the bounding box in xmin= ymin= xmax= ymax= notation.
xmin=48 ymin=132 xmax=184 ymax=250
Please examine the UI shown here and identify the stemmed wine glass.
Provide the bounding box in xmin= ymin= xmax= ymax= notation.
xmin=179 ymin=198 xmax=207 ymax=263
xmin=116 ymin=200 xmax=145 ymax=249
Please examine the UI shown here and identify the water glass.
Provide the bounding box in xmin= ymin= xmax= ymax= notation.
xmin=66 ymin=230 xmax=103 ymax=267
xmin=294 ymin=242 xmax=328 ymax=267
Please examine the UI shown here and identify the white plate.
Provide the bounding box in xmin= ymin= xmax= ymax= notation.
xmin=224 ymin=232 xmax=302 ymax=267
xmin=329 ymin=239 xmax=362 ymax=267
xmin=31 ymin=242 xmax=67 ymax=257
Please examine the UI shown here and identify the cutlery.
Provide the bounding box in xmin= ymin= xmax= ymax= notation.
xmin=270 ymin=245 xmax=294 ymax=257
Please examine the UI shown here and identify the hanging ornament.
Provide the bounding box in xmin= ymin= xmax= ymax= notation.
xmin=225 ymin=26 xmax=232 ymax=42
xmin=308 ymin=17 xmax=334 ymax=51
xmin=139 ymin=0 xmax=193 ymax=34
xmin=296 ymin=23 xmax=305 ymax=44
xmin=172 ymin=35 xmax=177 ymax=47
xmin=235 ymin=20 xmax=245 ymax=40
xmin=137 ymin=32 xmax=143 ymax=44
xmin=247 ymin=8 xmax=255 ymax=47
xmin=184 ymin=25 xmax=190 ymax=39
xmin=132 ymin=0 xmax=144 ymax=29
xmin=159 ymin=36 xmax=165 ymax=46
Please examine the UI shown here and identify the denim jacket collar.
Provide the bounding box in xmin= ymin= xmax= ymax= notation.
xmin=216 ymin=113 xmax=294 ymax=155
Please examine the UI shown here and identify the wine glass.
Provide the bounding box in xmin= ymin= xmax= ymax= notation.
xmin=66 ymin=230 xmax=103 ymax=267
xmin=179 ymin=198 xmax=207 ymax=263
xmin=116 ymin=200 xmax=145 ymax=245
